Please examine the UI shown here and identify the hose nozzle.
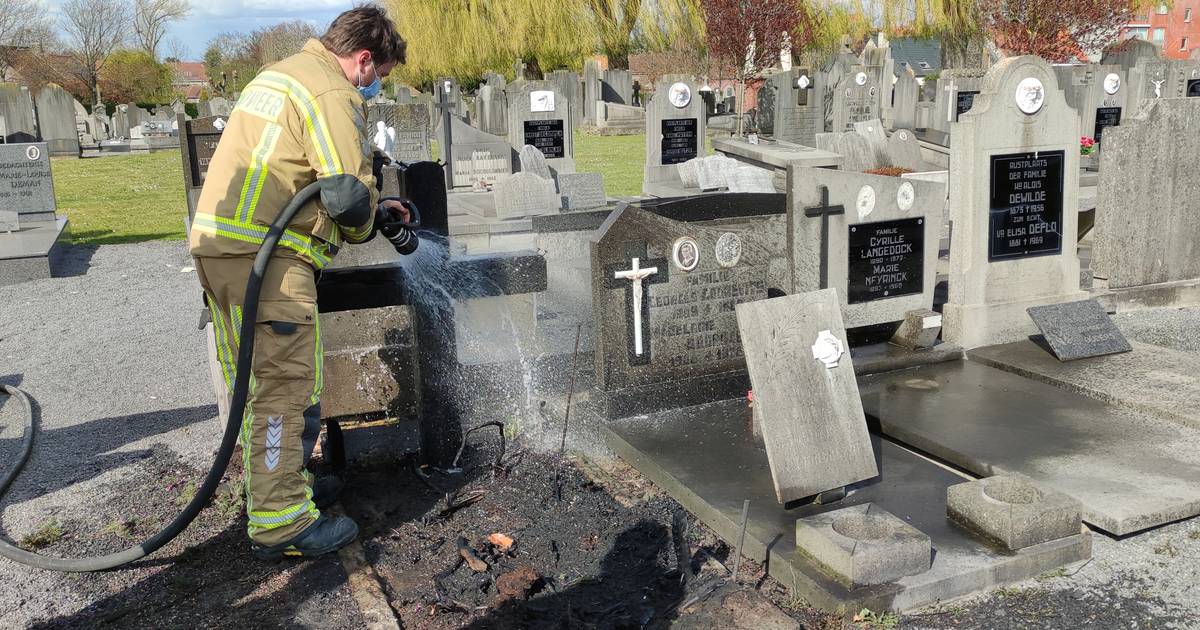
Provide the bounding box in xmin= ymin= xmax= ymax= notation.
xmin=376 ymin=197 xmax=421 ymax=255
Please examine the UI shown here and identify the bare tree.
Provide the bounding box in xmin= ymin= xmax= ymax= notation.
xmin=133 ymin=0 xmax=191 ymax=60
xmin=61 ymin=0 xmax=130 ymax=104
xmin=254 ymin=20 xmax=319 ymax=66
xmin=0 ymin=0 xmax=54 ymax=79
xmin=164 ymin=36 xmax=189 ymax=62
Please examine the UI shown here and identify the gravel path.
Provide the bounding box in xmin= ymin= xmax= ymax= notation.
xmin=0 ymin=242 xmax=360 ymax=627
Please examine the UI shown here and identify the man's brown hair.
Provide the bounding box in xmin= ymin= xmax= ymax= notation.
xmin=321 ymin=4 xmax=407 ymax=66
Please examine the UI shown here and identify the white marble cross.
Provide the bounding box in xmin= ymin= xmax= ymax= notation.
xmin=613 ymin=257 xmax=659 ymax=356
xmin=943 ymin=79 xmax=959 ymax=122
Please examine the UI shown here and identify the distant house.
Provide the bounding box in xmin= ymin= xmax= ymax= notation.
xmin=889 ymin=38 xmax=942 ymax=78
xmin=170 ymin=61 xmax=209 ymax=101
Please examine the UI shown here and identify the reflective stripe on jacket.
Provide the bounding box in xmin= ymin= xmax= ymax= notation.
xmin=189 ymin=38 xmax=378 ymax=268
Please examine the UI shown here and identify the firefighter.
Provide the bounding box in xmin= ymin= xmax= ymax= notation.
xmin=189 ymin=5 xmax=408 ymax=560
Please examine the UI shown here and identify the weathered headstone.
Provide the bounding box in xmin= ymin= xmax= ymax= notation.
xmin=518 ymin=143 xmax=552 ymax=179
xmin=506 ymin=81 xmax=573 ymax=171
xmin=447 ymin=117 xmax=512 ymax=188
xmin=1093 ymin=98 xmax=1200 ymax=289
xmin=601 ymin=69 xmax=633 ymax=105
xmin=759 ymin=69 xmax=822 ymax=146
xmin=1026 ymin=299 xmax=1132 ymax=361
xmin=545 ymin=69 xmax=582 ymax=130
xmin=33 ymin=85 xmax=81 ymax=156
xmin=736 ymin=288 xmax=878 ymax=503
xmin=852 ymin=119 xmax=889 ymax=166
xmin=815 ymin=132 xmax=879 ymax=172
xmin=887 ymin=128 xmax=926 ymax=172
xmin=726 ymin=165 xmax=775 ymax=193
xmin=493 ymin=172 xmax=559 ymax=218
xmin=583 ymin=59 xmax=602 ymax=125
xmin=591 ymin=203 xmax=784 ymax=391
xmin=0 ymin=83 xmax=37 ymax=143
xmin=0 ymin=143 xmax=57 ymax=226
xmin=556 ymin=172 xmax=606 ymax=210
xmin=208 ymin=96 xmax=232 ymax=116
xmin=788 ymin=167 xmax=943 ymax=327
xmin=643 ymin=76 xmax=706 ymax=196
xmin=475 ymin=84 xmax=508 ymax=135
xmin=943 ymin=56 xmax=1087 ymax=348
xmin=892 ymin=66 xmax=920 ymax=130
xmin=696 ymin=154 xmax=741 ymax=190
xmin=831 ymin=69 xmax=881 ymax=132
xmin=383 ymin=104 xmax=431 ymax=162
xmin=179 ymin=115 xmax=225 ymax=220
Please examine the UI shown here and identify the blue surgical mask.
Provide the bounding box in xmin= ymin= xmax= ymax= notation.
xmin=357 ymin=61 xmax=382 ymax=100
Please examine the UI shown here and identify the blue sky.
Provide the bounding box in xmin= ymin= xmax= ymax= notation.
xmin=43 ymin=0 xmax=350 ymax=60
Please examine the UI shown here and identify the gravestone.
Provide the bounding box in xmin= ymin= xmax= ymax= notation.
xmin=447 ymin=117 xmax=512 ymax=188
xmin=643 ymin=76 xmax=706 ymax=196
xmin=545 ymin=70 xmax=582 ymax=131
xmin=887 ymin=129 xmax=926 ymax=171
xmin=1101 ymin=38 xmax=1161 ymax=73
xmin=475 ymin=84 xmax=508 ymax=135
xmin=893 ymin=66 xmax=920 ymax=130
xmin=208 ymin=96 xmax=232 ymax=117
xmin=1026 ymin=299 xmax=1132 ymax=361
xmin=506 ymin=81 xmax=573 ymax=171
xmin=601 ymin=69 xmax=633 ymax=105
xmin=759 ymin=69 xmax=822 ymax=146
xmin=386 ymin=104 xmax=431 ymax=162
xmin=583 ymin=59 xmax=602 ymax=125
xmin=736 ymin=288 xmax=878 ymax=503
xmin=591 ymin=203 xmax=784 ymax=391
xmin=696 ymin=154 xmax=741 ymax=190
xmin=726 ymin=165 xmax=775 ymax=193
xmin=815 ymin=132 xmax=878 ymax=172
xmin=493 ymin=172 xmax=559 ymax=218
xmin=928 ymin=69 xmax=987 ymax=138
xmin=831 ymin=69 xmax=880 ymax=132
xmin=518 ymin=144 xmax=552 ymax=179
xmin=555 ymin=172 xmax=606 ymax=210
xmin=788 ymin=167 xmax=944 ymax=327
xmin=852 ymin=119 xmax=889 ymax=167
xmin=1093 ymin=98 xmax=1200 ymax=289
xmin=0 ymin=83 xmax=37 ymax=143
xmin=179 ymin=115 xmax=226 ymax=220
xmin=0 ymin=143 xmax=56 ymax=226
xmin=943 ymin=56 xmax=1087 ymax=349
xmin=33 ymin=85 xmax=81 ymax=156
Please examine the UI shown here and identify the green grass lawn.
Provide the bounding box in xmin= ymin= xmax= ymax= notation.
xmin=52 ymin=152 xmax=188 ymax=245
xmin=50 ymin=131 xmax=648 ymax=245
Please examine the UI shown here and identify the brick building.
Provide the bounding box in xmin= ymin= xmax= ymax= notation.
xmin=1122 ymin=2 xmax=1200 ymax=59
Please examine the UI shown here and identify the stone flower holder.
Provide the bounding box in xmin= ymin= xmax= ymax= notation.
xmin=947 ymin=474 xmax=1082 ymax=551
xmin=795 ymin=503 xmax=932 ymax=587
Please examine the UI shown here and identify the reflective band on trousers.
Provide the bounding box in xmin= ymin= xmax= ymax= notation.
xmin=249 ymin=500 xmax=318 ymax=528
xmin=192 ymin=213 xmax=332 ymax=269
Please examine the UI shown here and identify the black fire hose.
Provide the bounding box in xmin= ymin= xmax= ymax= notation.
xmin=0 ymin=182 xmax=324 ymax=571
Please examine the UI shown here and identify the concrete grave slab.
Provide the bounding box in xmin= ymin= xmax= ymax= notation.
xmin=493 ymin=172 xmax=559 ymax=219
xmin=602 ymin=399 xmax=1091 ymax=613
xmin=852 ymin=119 xmax=890 ymax=167
xmin=736 ymin=289 xmax=878 ymax=503
xmin=947 ymin=474 xmax=1082 ymax=551
xmin=887 ymin=129 xmax=927 ymax=172
xmin=518 ymin=144 xmax=552 ymax=179
xmin=968 ymin=339 xmax=1200 ymax=430
xmin=1026 ymin=298 xmax=1132 ymax=361
xmin=795 ymin=503 xmax=931 ymax=587
xmin=726 ymin=165 xmax=775 ymax=193
xmin=860 ymin=359 xmax=1200 ymax=535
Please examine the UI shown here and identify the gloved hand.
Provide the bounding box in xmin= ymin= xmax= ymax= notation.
xmin=371 ymin=150 xmax=391 ymax=193
xmin=375 ymin=197 xmax=419 ymax=255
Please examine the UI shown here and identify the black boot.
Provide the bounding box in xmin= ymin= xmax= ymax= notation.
xmin=312 ymin=476 xmax=344 ymax=509
xmin=251 ymin=515 xmax=358 ymax=561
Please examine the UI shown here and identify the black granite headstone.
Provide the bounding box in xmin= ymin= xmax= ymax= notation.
xmin=1026 ymin=298 xmax=1132 ymax=361
xmin=847 ymin=217 xmax=924 ymax=304
xmin=1093 ymin=107 xmax=1122 ymax=145
xmin=987 ymin=150 xmax=1064 ymax=262
xmin=661 ymin=118 xmax=698 ymax=165
xmin=522 ymin=119 xmax=565 ymax=159
xmin=955 ymin=90 xmax=979 ymax=121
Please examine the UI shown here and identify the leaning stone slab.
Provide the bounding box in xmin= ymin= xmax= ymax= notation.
xmin=795 ymin=503 xmax=931 ymax=586
xmin=891 ymin=309 xmax=942 ymax=350
xmin=947 ymin=474 xmax=1082 ymax=551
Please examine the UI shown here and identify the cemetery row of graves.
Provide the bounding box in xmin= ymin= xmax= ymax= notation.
xmin=3 ymin=34 xmax=1200 ymax=621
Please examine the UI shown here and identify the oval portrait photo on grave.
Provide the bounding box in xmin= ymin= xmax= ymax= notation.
xmin=672 ymin=237 xmax=700 ymax=272
xmin=1015 ymin=77 xmax=1045 ymax=114
xmin=668 ymin=82 xmax=692 ymax=108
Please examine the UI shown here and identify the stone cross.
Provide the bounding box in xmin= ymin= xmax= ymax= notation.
xmin=613 ymin=257 xmax=659 ymax=357
xmin=803 ymin=185 xmax=846 ymax=289
xmin=944 ymin=79 xmax=959 ymax=122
